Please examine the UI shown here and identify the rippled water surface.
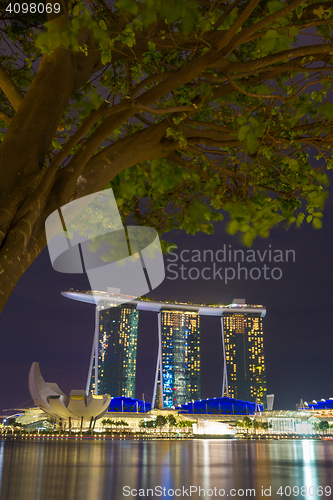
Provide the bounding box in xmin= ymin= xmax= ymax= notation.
xmin=0 ymin=438 xmax=333 ymax=500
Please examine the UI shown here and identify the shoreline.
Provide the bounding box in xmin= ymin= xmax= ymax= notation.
xmin=0 ymin=434 xmax=327 ymax=441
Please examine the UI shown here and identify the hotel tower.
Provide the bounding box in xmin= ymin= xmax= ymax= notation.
xmin=222 ymin=299 xmax=266 ymax=404
xmin=159 ymin=309 xmax=201 ymax=407
xmin=88 ymin=303 xmax=139 ymax=398
xmin=63 ymin=292 xmax=266 ymax=406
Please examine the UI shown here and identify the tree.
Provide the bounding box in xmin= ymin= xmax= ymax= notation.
xmin=155 ymin=414 xmax=167 ymax=427
xmin=242 ymin=416 xmax=253 ymax=434
xmin=312 ymin=421 xmax=320 ymax=433
xmin=319 ymin=420 xmax=330 ymax=434
xmin=102 ymin=418 xmax=116 ymax=427
xmin=1 ymin=0 xmax=333 ymax=311
xmin=252 ymin=419 xmax=260 ymax=434
xmin=236 ymin=419 xmax=244 ymax=430
xmin=177 ymin=419 xmax=194 ymax=428
xmin=116 ymin=419 xmax=129 ymax=426
xmin=139 ymin=419 xmax=155 ymax=428
xmin=260 ymin=421 xmax=270 ymax=432
xmin=167 ymin=414 xmax=177 ymax=426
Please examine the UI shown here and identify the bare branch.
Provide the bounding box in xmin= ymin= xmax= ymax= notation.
xmin=136 ymin=103 xmax=198 ymax=115
xmin=134 ymin=113 xmax=153 ymax=126
xmin=131 ymin=72 xmax=174 ymax=98
xmin=187 ymin=137 xmax=241 ymax=148
xmin=226 ymin=71 xmax=285 ymax=100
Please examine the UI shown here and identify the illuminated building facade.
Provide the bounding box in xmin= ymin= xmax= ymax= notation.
xmin=88 ymin=302 xmax=139 ymax=398
xmin=160 ymin=310 xmax=200 ymax=408
xmin=223 ymin=302 xmax=266 ymax=404
xmin=63 ymin=292 xmax=266 ymax=408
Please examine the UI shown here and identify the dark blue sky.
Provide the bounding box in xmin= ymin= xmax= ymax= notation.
xmin=1 ymin=184 xmax=333 ymax=413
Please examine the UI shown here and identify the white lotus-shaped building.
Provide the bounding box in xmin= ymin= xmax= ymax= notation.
xmin=29 ymin=362 xmax=111 ymax=421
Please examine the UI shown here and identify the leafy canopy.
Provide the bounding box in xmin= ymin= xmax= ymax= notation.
xmin=2 ymin=0 xmax=333 ymax=247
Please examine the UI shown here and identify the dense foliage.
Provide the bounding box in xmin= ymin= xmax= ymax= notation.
xmin=1 ymin=0 xmax=333 ymax=309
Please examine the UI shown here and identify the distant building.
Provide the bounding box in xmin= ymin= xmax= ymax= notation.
xmin=176 ymin=396 xmax=262 ymax=415
xmin=29 ymin=362 xmax=111 ymax=427
xmin=89 ymin=303 xmax=139 ymax=398
xmin=302 ymin=398 xmax=333 ymax=411
xmin=107 ymin=396 xmax=151 ymax=413
xmin=222 ymin=299 xmax=266 ymax=404
xmin=160 ymin=310 xmax=200 ymax=407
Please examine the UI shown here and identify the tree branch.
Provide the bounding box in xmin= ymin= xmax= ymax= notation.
xmin=11 ymin=101 xmax=110 ymax=226
xmin=135 ymin=103 xmax=198 ymax=115
xmin=213 ymin=0 xmax=245 ymax=30
xmin=186 ymin=146 xmax=244 ymax=181
xmin=53 ymin=120 xmax=174 ymax=202
xmin=187 ymin=137 xmax=241 ymax=148
xmin=131 ymin=72 xmax=174 ymax=99
xmin=228 ymin=0 xmax=308 ymax=54
xmin=226 ymin=71 xmax=285 ymax=100
xmin=0 ymin=110 xmax=12 ymax=123
xmin=215 ymin=0 xmax=262 ymax=52
xmin=227 ymin=44 xmax=333 ymax=76
xmin=0 ymin=63 xmax=24 ymax=110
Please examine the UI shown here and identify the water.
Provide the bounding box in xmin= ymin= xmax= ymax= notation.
xmin=0 ymin=438 xmax=332 ymax=500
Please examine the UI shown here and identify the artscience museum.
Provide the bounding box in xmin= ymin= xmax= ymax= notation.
xmin=29 ymin=362 xmax=111 ymax=429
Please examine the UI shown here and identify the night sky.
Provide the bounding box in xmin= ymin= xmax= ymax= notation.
xmin=1 ymin=177 xmax=333 ymax=414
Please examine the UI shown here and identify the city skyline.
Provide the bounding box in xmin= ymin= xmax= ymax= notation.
xmin=1 ymin=208 xmax=333 ymax=413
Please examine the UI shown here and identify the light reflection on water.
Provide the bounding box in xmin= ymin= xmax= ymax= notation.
xmin=0 ymin=439 xmax=332 ymax=500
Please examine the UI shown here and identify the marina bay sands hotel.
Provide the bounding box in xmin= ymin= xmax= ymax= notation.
xmin=62 ymin=291 xmax=267 ymax=408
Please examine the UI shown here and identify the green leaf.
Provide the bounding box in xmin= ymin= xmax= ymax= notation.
xmin=238 ymin=125 xmax=250 ymax=141
xmin=320 ymin=103 xmax=333 ymax=120
xmin=115 ymin=0 xmax=138 ymax=15
xmin=52 ymin=138 xmax=61 ymax=149
xmin=313 ymin=6 xmax=325 ymax=18
xmin=243 ymin=230 xmax=256 ymax=247
xmin=227 ymin=220 xmax=239 ymax=235
xmin=288 ymin=159 xmax=299 ymax=171
xmin=249 ymin=117 xmax=259 ymax=127
xmin=99 ymin=20 xmax=107 ymax=30
xmin=264 ymin=29 xmax=278 ymax=39
xmin=267 ymin=1 xmax=284 ymax=13
xmin=289 ymin=27 xmax=299 ymax=36
xmin=262 ymin=29 xmax=278 ymax=53
xmin=313 ymin=218 xmax=323 ymax=229
xmin=246 ymin=132 xmax=259 ymax=154
xmin=237 ymin=116 xmax=247 ymax=125
xmin=101 ymin=51 xmax=111 ymax=65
